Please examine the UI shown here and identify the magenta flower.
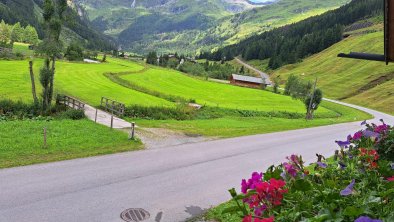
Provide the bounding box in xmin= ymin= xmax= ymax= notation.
xmin=340 ymin=179 xmax=355 ymax=196
xmin=283 ymin=162 xmax=298 ymax=177
xmin=374 ymin=124 xmax=388 ymax=133
xmin=354 ymin=216 xmax=382 ymax=222
xmin=289 ymin=154 xmax=300 ymax=165
xmin=254 ymin=205 xmax=267 ymax=216
xmin=241 ymin=172 xmax=263 ymax=194
xmin=352 ymin=131 xmax=363 ymax=141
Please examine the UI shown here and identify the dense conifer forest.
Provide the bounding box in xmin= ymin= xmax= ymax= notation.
xmin=200 ymin=0 xmax=383 ymax=69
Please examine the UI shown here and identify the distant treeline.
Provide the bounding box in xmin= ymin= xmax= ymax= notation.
xmin=200 ymin=0 xmax=383 ymax=69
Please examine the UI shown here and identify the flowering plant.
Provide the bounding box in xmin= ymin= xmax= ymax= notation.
xmin=222 ymin=121 xmax=394 ymax=222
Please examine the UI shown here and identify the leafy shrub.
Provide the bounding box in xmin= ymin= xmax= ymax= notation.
xmin=224 ymin=120 xmax=394 ymax=221
xmin=65 ymin=42 xmax=84 ymax=61
xmin=0 ymin=99 xmax=40 ymax=119
xmin=125 ymin=105 xmax=196 ymax=120
xmin=57 ymin=109 xmax=85 ymax=120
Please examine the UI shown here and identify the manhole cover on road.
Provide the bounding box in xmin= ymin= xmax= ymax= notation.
xmin=120 ymin=208 xmax=150 ymax=222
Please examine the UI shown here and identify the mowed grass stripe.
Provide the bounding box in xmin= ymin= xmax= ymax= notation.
xmin=0 ymin=58 xmax=173 ymax=107
xmin=120 ymin=66 xmax=335 ymax=114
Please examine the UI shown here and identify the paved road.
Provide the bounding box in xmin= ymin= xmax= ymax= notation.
xmin=234 ymin=57 xmax=272 ymax=85
xmin=0 ymin=101 xmax=393 ymax=222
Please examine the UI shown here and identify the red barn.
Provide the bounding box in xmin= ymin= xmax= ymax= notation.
xmin=230 ymin=74 xmax=267 ymax=88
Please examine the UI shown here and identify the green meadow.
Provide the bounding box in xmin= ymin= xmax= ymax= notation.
xmin=0 ymin=119 xmax=142 ymax=168
xmin=274 ymin=30 xmax=394 ymax=115
xmin=0 ymin=45 xmax=371 ymax=140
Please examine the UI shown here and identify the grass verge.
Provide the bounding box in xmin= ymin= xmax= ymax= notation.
xmin=0 ymin=119 xmax=142 ymax=168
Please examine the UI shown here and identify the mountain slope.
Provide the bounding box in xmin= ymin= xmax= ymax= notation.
xmin=273 ymin=26 xmax=394 ymax=115
xmin=76 ymin=0 xmax=350 ymax=54
xmin=0 ymin=0 xmax=114 ymax=50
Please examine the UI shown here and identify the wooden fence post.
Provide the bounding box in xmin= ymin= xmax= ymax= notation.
xmin=95 ymin=109 xmax=98 ymax=122
xmin=110 ymin=115 xmax=114 ymax=129
xmin=130 ymin=122 xmax=135 ymax=140
xmin=43 ymin=127 xmax=47 ymax=148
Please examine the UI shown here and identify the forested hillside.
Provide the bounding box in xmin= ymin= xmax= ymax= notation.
xmin=203 ymin=0 xmax=382 ymax=69
xmin=0 ymin=0 xmax=114 ymax=50
xmin=75 ymin=0 xmax=349 ymax=54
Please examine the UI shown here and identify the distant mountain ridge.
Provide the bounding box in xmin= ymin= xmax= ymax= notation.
xmin=73 ymin=0 xmax=350 ymax=54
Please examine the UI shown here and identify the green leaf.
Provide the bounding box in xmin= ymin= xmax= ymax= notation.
xmin=221 ymin=206 xmax=243 ymax=214
xmin=293 ymin=179 xmax=312 ymax=192
xmin=343 ymin=206 xmax=363 ymax=217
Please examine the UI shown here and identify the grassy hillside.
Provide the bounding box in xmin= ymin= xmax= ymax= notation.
xmin=273 ymin=29 xmax=394 ymax=115
xmin=0 ymin=58 xmax=172 ymax=107
xmin=0 ymin=55 xmax=372 ymax=138
xmin=120 ymin=66 xmax=335 ymax=114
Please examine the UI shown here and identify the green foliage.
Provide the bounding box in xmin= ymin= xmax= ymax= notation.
xmin=56 ymin=108 xmax=85 ymax=120
xmin=212 ymin=124 xmax=394 ymax=221
xmin=0 ymin=20 xmax=11 ymax=44
xmin=65 ymin=42 xmax=84 ymax=61
xmin=23 ymin=25 xmax=39 ymax=45
xmin=125 ymin=104 xmax=196 ymax=120
xmin=305 ymin=89 xmax=323 ymax=117
xmin=284 ymin=74 xmax=312 ymax=100
xmin=10 ymin=22 xmax=24 ymax=43
xmin=205 ymin=0 xmax=382 ymax=69
xmin=0 ymin=99 xmax=41 ymax=119
xmin=146 ymin=51 xmax=157 ymax=65
xmin=39 ymin=62 xmax=53 ymax=111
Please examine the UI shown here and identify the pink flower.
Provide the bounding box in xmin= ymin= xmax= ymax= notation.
xmin=241 ymin=172 xmax=263 ymax=194
xmin=387 ymin=176 xmax=394 ymax=182
xmin=352 ymin=131 xmax=363 ymax=140
xmin=243 ymin=215 xmax=275 ymax=222
xmin=374 ymin=124 xmax=388 ymax=133
xmin=283 ymin=162 xmax=297 ymax=177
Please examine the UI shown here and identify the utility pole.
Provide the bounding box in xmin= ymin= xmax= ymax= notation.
xmin=307 ymin=77 xmax=318 ymax=120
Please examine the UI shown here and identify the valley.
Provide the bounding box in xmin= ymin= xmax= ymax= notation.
xmin=1 ymin=0 xmax=394 ymax=222
xmin=75 ymin=0 xmax=350 ymax=53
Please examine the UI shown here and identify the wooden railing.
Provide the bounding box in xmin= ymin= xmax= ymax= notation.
xmin=56 ymin=94 xmax=85 ymax=110
xmin=100 ymin=97 xmax=125 ymax=116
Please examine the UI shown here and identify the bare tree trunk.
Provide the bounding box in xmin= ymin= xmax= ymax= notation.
xmin=29 ymin=60 xmax=38 ymax=104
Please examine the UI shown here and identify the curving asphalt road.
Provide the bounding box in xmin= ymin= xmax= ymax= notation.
xmin=0 ymin=101 xmax=393 ymax=222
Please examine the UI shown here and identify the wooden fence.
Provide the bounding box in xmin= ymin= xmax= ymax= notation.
xmin=100 ymin=97 xmax=125 ymax=116
xmin=56 ymin=94 xmax=85 ymax=110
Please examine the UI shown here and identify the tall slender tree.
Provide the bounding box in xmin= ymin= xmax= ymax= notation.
xmin=38 ymin=0 xmax=67 ymax=111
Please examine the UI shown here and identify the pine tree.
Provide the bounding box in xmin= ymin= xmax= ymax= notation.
xmin=11 ymin=22 xmax=24 ymax=43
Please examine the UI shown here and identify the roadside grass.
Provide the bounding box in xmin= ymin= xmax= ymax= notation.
xmin=0 ymin=58 xmax=173 ymax=107
xmin=119 ymin=66 xmax=336 ymax=115
xmin=0 ymin=119 xmax=142 ymax=168
xmin=273 ymin=31 xmax=394 ymax=115
xmin=133 ymin=101 xmax=371 ymax=138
